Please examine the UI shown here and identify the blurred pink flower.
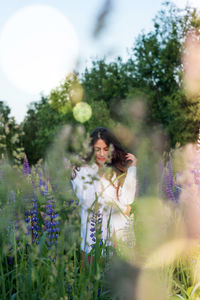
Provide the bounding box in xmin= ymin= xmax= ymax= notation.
xmin=183 ymin=30 xmax=200 ymax=96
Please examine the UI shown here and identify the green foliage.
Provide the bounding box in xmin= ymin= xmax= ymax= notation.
xmin=128 ymin=2 xmax=200 ymax=144
xmin=0 ymin=101 xmax=24 ymax=165
xmin=22 ymin=95 xmax=117 ymax=164
xmin=163 ymin=91 xmax=200 ymax=146
xmin=3 ymin=2 xmax=200 ymax=298
xmin=84 ymin=99 xmax=115 ymax=133
xmin=49 ymin=72 xmax=83 ymax=114
xmin=22 ymin=1 xmax=200 ymax=164
xmin=82 ymin=57 xmax=136 ymax=107
xmin=0 ymin=129 xmax=114 ymax=300
xmin=1 ymin=122 xmax=200 ymax=300
xmin=22 ymin=96 xmax=72 ymax=165
xmin=132 ymin=2 xmax=183 ymax=93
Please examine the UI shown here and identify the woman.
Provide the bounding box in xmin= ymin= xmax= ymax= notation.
xmin=71 ymin=127 xmax=137 ymax=254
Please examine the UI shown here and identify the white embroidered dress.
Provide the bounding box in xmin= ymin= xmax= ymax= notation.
xmin=71 ymin=163 xmax=136 ymax=253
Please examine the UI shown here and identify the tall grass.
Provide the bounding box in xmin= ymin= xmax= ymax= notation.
xmin=0 ymin=126 xmax=115 ymax=299
xmin=1 ymin=125 xmax=200 ymax=299
xmin=0 ymin=161 xmax=113 ymax=299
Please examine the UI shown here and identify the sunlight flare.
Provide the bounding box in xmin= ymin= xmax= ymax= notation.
xmin=0 ymin=5 xmax=79 ymax=95
xmin=73 ymin=102 xmax=92 ymax=123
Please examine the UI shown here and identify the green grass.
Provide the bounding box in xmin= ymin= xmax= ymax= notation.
xmin=1 ymin=160 xmax=200 ymax=300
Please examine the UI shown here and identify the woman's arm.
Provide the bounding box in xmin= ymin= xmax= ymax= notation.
xmin=118 ymin=153 xmax=137 ymax=215
xmin=119 ymin=165 xmax=137 ymax=206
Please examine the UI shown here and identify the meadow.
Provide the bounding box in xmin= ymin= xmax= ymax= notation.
xmin=1 ymin=125 xmax=200 ymax=300
xmin=1 ymin=2 xmax=200 ymax=299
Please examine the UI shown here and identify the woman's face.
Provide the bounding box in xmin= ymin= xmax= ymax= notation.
xmin=93 ymin=139 xmax=109 ymax=167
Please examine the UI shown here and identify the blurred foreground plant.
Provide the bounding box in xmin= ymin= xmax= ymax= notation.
xmin=2 ymin=122 xmax=200 ymax=300
xmin=0 ymin=125 xmax=115 ymax=300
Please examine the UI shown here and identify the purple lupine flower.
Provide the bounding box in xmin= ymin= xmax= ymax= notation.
xmin=168 ymin=158 xmax=177 ymax=202
xmin=25 ymin=195 xmax=39 ymax=244
xmin=174 ymin=174 xmax=182 ymax=200
xmin=43 ymin=183 xmax=59 ymax=248
xmin=162 ymin=161 xmax=173 ymax=201
xmin=162 ymin=158 xmax=179 ymax=203
xmin=90 ymin=209 xmax=103 ymax=249
xmin=23 ymin=155 xmax=31 ymax=175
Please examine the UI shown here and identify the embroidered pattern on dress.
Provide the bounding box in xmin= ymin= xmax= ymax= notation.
xmin=71 ymin=166 xmax=80 ymax=180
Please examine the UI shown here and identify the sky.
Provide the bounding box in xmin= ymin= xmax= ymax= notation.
xmin=0 ymin=0 xmax=199 ymax=123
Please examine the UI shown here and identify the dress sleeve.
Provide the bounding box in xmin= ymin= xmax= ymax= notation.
xmin=71 ymin=167 xmax=97 ymax=210
xmin=118 ymin=166 xmax=137 ymax=209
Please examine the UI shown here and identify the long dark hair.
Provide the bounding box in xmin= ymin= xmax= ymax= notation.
xmin=88 ymin=127 xmax=130 ymax=173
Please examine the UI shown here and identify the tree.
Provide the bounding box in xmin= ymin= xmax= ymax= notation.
xmin=82 ymin=57 xmax=136 ymax=106
xmin=0 ymin=101 xmax=24 ymax=164
xmin=22 ymin=1 xmax=200 ymax=162
xmin=22 ymin=96 xmax=70 ymax=165
xmin=23 ymin=79 xmax=116 ymax=164
xmin=127 ymin=2 xmax=200 ymax=145
xmin=49 ymin=73 xmax=83 ymax=114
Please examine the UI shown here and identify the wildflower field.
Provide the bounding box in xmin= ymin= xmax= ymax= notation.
xmin=1 ymin=125 xmax=200 ymax=300
xmin=2 ymin=2 xmax=200 ymax=299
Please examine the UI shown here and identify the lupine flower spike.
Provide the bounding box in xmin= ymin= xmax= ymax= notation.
xmin=162 ymin=157 xmax=180 ymax=203
xmin=25 ymin=194 xmax=39 ymax=244
xmin=90 ymin=209 xmax=103 ymax=249
xmin=43 ymin=182 xmax=60 ymax=249
xmin=23 ymin=155 xmax=31 ymax=176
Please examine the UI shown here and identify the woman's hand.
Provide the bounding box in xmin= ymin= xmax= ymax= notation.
xmin=125 ymin=153 xmax=137 ymax=167
xmin=125 ymin=205 xmax=131 ymax=216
